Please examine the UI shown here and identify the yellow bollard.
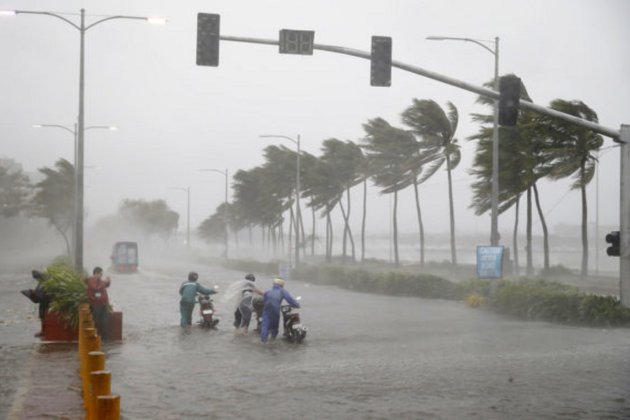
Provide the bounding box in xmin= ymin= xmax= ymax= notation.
xmin=96 ymin=394 xmax=120 ymax=420
xmin=82 ymin=328 xmax=99 ymax=408
xmin=86 ymin=351 xmax=106 ymax=418
xmin=90 ymin=370 xmax=111 ymax=420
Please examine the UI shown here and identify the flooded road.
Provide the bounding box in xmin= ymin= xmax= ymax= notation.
xmin=104 ymin=260 xmax=630 ymax=419
xmin=2 ymin=259 xmax=630 ymax=419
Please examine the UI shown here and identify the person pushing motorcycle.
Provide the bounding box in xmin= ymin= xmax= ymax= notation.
xmin=260 ymin=277 xmax=300 ymax=343
xmin=234 ymin=274 xmax=263 ymax=334
xmin=179 ymin=272 xmax=217 ymax=329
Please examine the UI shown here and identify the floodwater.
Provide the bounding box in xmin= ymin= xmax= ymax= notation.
xmin=2 ymin=259 xmax=630 ymax=419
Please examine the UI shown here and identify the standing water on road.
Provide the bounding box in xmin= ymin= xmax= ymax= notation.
xmin=2 ymin=259 xmax=630 ymax=419
xmin=101 ymin=261 xmax=630 ymax=419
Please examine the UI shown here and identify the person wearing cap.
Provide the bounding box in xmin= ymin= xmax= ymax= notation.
xmin=260 ymin=277 xmax=300 ymax=343
xmin=179 ymin=271 xmax=217 ymax=329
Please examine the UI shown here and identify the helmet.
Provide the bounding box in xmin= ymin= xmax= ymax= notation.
xmin=273 ymin=277 xmax=285 ymax=287
xmin=245 ymin=274 xmax=255 ymax=282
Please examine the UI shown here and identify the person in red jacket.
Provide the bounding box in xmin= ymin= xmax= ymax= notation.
xmin=85 ymin=266 xmax=111 ymax=341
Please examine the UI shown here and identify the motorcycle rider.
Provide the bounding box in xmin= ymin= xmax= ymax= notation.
xmin=179 ymin=272 xmax=217 ymax=329
xmin=233 ymin=274 xmax=263 ymax=332
xmin=260 ymin=277 xmax=300 ymax=343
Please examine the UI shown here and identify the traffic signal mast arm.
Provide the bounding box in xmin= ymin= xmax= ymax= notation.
xmin=219 ymin=34 xmax=622 ymax=141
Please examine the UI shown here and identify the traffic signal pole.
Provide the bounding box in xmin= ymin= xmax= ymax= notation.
xmin=214 ymin=33 xmax=629 ymax=304
xmin=620 ymin=125 xmax=630 ymax=306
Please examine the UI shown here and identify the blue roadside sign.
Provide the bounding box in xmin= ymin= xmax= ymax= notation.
xmin=476 ymin=246 xmax=504 ymax=278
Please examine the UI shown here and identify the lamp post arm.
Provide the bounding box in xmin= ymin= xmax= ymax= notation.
xmin=34 ymin=124 xmax=76 ymax=135
xmin=85 ymin=15 xmax=149 ymax=31
xmin=426 ymin=36 xmax=496 ymax=56
xmin=14 ymin=10 xmax=80 ymax=30
xmin=259 ymin=134 xmax=298 ymax=145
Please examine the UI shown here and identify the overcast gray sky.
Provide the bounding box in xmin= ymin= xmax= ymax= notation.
xmin=1 ymin=0 xmax=628 ymax=239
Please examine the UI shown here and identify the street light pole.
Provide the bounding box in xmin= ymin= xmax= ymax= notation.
xmin=201 ymin=168 xmax=230 ymax=259
xmin=34 ymin=122 xmax=116 ymax=265
xmin=427 ymin=35 xmax=500 ymax=246
xmin=171 ymin=187 xmax=191 ymax=251
xmin=259 ymin=134 xmax=301 ymax=267
xmin=3 ymin=8 xmax=165 ymax=272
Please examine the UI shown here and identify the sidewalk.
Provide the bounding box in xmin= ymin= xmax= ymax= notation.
xmin=6 ymin=342 xmax=84 ymax=420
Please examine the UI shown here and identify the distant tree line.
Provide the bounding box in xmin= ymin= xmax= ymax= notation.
xmin=0 ymin=73 xmax=605 ymax=277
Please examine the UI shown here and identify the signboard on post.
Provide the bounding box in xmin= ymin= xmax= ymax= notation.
xmin=476 ymin=246 xmax=504 ymax=279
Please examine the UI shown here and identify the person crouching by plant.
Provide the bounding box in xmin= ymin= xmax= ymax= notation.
xmin=85 ymin=266 xmax=111 ymax=341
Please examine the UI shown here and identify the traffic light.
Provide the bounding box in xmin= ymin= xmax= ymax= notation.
xmin=279 ymin=30 xmax=315 ymax=55
xmin=370 ymin=36 xmax=392 ymax=87
xmin=499 ymin=75 xmax=521 ymax=126
xmin=196 ymin=13 xmax=220 ymax=66
xmin=606 ymin=231 xmax=620 ymax=257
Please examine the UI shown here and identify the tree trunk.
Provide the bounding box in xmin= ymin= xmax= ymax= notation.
xmin=580 ymin=163 xmax=589 ymax=278
xmin=340 ymin=199 xmax=348 ymax=262
xmin=446 ymin=156 xmax=457 ymax=265
xmin=361 ymin=178 xmax=367 ymax=262
xmin=533 ymin=182 xmax=550 ymax=271
xmin=393 ymin=190 xmax=399 ymax=266
xmin=311 ymin=206 xmax=316 ymax=257
xmin=412 ymin=180 xmax=425 ymax=266
xmin=513 ymin=194 xmax=520 ymax=276
xmin=339 ymin=191 xmax=356 ymax=263
xmin=526 ymin=187 xmax=534 ymax=277
xmin=326 ymin=209 xmax=332 ymax=263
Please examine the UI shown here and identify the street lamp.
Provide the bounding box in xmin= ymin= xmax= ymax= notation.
xmin=427 ymin=35 xmax=500 ymax=246
xmin=201 ymin=168 xmax=229 ymax=259
xmin=259 ymin=134 xmax=301 ymax=267
xmin=2 ymin=8 xmax=165 ymax=272
xmin=170 ymin=187 xmax=191 ymax=251
xmin=34 ymin=123 xmax=116 ymax=264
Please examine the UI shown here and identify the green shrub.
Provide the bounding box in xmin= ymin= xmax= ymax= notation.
xmin=225 ymin=260 xmax=630 ymax=328
xmin=42 ymin=261 xmax=87 ymax=328
xmin=489 ymin=278 xmax=630 ymax=326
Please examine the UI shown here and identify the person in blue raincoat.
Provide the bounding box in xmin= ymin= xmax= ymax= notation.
xmin=179 ymin=272 xmax=217 ymax=328
xmin=260 ymin=277 xmax=300 ymax=343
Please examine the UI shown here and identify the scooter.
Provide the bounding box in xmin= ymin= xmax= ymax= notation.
xmin=252 ymin=296 xmax=264 ymax=333
xmin=197 ymin=287 xmax=220 ymax=329
xmin=281 ymin=296 xmax=307 ymax=343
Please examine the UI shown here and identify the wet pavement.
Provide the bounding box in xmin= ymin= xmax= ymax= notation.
xmin=2 ymin=258 xmax=630 ymax=419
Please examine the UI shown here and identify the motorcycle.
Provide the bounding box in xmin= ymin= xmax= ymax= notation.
xmin=197 ymin=287 xmax=220 ymax=329
xmin=281 ymin=296 xmax=307 ymax=343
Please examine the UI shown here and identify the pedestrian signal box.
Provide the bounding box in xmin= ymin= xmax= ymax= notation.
xmin=606 ymin=230 xmax=621 ymax=257
xmin=279 ymin=30 xmax=315 ymax=55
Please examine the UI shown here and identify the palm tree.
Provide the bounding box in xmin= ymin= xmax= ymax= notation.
xmin=31 ymin=158 xmax=75 ymax=257
xmin=535 ymin=99 xmax=604 ymax=278
xmin=362 ymin=117 xmax=418 ymax=266
xmin=402 ymin=99 xmax=462 ymax=265
xmin=301 ymin=156 xmax=342 ymax=262
xmin=319 ymin=139 xmax=364 ymax=263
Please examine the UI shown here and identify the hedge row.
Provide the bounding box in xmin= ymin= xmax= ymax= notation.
xmin=222 ymin=259 xmax=630 ymax=327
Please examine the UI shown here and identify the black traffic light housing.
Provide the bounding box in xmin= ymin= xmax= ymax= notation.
xmin=196 ymin=13 xmax=220 ymax=66
xmin=370 ymin=36 xmax=392 ymax=87
xmin=499 ymin=75 xmax=521 ymax=126
xmin=606 ymin=231 xmax=620 ymax=257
